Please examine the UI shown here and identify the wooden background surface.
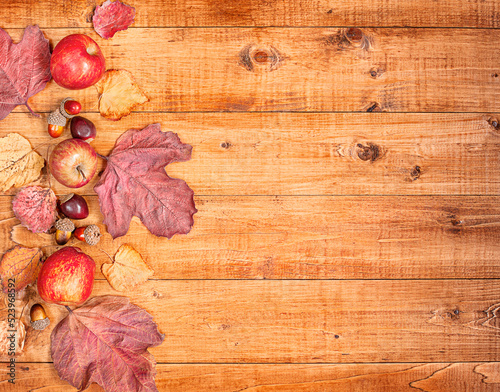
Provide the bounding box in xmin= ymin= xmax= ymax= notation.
xmin=1 ymin=0 xmax=500 ymax=390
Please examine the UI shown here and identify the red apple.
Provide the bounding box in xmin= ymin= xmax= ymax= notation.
xmin=37 ymin=247 xmax=95 ymax=306
xmin=49 ymin=139 xmax=98 ymax=188
xmin=50 ymin=34 xmax=105 ymax=90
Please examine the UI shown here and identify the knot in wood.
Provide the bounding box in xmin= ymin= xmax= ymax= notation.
xmin=369 ymin=67 xmax=385 ymax=79
xmin=356 ymin=143 xmax=380 ymax=162
xmin=346 ymin=28 xmax=363 ymax=43
xmin=253 ymin=51 xmax=269 ymax=63
xmin=238 ymin=44 xmax=284 ymax=72
xmin=487 ymin=117 xmax=499 ymax=131
xmin=410 ymin=165 xmax=421 ymax=181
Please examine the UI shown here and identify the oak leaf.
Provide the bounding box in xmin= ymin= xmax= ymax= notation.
xmin=94 ymin=123 xmax=197 ymax=239
xmin=93 ymin=0 xmax=136 ymax=39
xmin=95 ymin=69 xmax=148 ymax=120
xmin=0 ymin=25 xmax=51 ymax=120
xmin=102 ymin=244 xmax=154 ymax=291
xmin=0 ymin=133 xmax=45 ymax=192
xmin=12 ymin=186 xmax=57 ymax=233
xmin=51 ymin=296 xmax=164 ymax=392
xmin=0 ymin=246 xmax=43 ymax=292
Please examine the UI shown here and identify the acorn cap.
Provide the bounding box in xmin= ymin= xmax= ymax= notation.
xmin=47 ymin=109 xmax=67 ymax=127
xmin=55 ymin=218 xmax=75 ymax=232
xmin=31 ymin=318 xmax=50 ymax=330
xmin=84 ymin=224 xmax=101 ymax=246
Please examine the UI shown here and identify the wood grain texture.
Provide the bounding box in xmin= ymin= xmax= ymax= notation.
xmin=4 ymin=28 xmax=500 ymax=113
xmin=3 ymin=195 xmax=500 ymax=279
xmin=3 ymin=280 xmax=500 ymax=363
xmin=2 ymin=112 xmax=500 ymax=196
xmin=2 ymin=362 xmax=500 ymax=391
xmin=1 ymin=0 xmax=500 ymax=28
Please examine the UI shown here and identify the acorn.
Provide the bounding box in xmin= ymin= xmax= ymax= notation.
xmin=74 ymin=224 xmax=101 ymax=246
xmin=54 ymin=218 xmax=75 ymax=245
xmin=30 ymin=304 xmax=50 ymax=330
xmin=47 ymin=111 xmax=66 ymax=138
xmin=47 ymin=98 xmax=81 ymax=138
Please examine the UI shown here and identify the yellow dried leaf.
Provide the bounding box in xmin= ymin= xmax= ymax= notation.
xmin=95 ymin=69 xmax=149 ymax=121
xmin=0 ymin=133 xmax=44 ymax=192
xmin=102 ymin=244 xmax=153 ymax=291
xmin=0 ymin=246 xmax=43 ymax=292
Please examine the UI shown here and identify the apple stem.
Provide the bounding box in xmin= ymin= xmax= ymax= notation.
xmin=76 ymin=166 xmax=87 ymax=181
xmin=97 ymin=153 xmax=108 ymax=161
xmin=65 ymin=305 xmax=72 ymax=313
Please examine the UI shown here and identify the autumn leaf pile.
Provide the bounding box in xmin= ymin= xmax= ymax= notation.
xmin=0 ymin=2 xmax=198 ymax=391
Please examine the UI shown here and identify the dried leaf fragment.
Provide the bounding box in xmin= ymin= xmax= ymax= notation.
xmin=0 ymin=133 xmax=45 ymax=192
xmin=0 ymin=320 xmax=26 ymax=357
xmin=95 ymin=69 xmax=148 ymax=120
xmin=51 ymin=296 xmax=164 ymax=392
xmin=12 ymin=186 xmax=57 ymax=233
xmin=93 ymin=0 xmax=136 ymax=39
xmin=102 ymin=244 xmax=154 ymax=291
xmin=0 ymin=246 xmax=43 ymax=292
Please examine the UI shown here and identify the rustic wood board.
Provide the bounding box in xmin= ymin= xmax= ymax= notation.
xmin=1 ymin=0 xmax=500 ymax=391
xmin=3 ymin=195 xmax=500 ymax=279
xmin=4 ymin=27 xmax=500 ymax=113
xmin=6 ymin=362 xmax=500 ymax=391
xmin=2 ymin=0 xmax=500 ymax=28
xmin=2 ymin=112 xmax=500 ymax=196
xmin=4 ymin=280 xmax=500 ymax=363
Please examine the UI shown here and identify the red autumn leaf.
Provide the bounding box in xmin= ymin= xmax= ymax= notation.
xmin=93 ymin=0 xmax=136 ymax=40
xmin=94 ymin=123 xmax=197 ymax=239
xmin=0 ymin=25 xmax=51 ymax=120
xmin=51 ymin=296 xmax=164 ymax=392
xmin=12 ymin=186 xmax=57 ymax=233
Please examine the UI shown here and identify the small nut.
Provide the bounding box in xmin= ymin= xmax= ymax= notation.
xmin=30 ymin=304 xmax=50 ymax=330
xmin=54 ymin=218 xmax=75 ymax=245
xmin=60 ymin=97 xmax=78 ymax=119
xmin=84 ymin=224 xmax=101 ymax=246
xmin=55 ymin=229 xmax=72 ymax=245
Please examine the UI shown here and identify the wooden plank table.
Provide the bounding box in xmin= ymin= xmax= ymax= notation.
xmin=1 ymin=0 xmax=500 ymax=390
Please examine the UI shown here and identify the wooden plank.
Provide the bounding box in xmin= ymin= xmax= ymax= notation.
xmin=5 ymin=28 xmax=500 ymax=113
xmin=3 ymin=195 xmax=500 ymax=279
xmin=3 ymin=280 xmax=500 ymax=363
xmin=2 ymin=112 xmax=500 ymax=196
xmin=1 ymin=0 xmax=500 ymax=28
xmin=2 ymin=362 xmax=500 ymax=391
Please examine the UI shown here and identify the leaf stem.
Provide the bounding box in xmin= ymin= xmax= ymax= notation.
xmin=96 ymin=153 xmax=108 ymax=161
xmin=25 ymin=102 xmax=41 ymax=118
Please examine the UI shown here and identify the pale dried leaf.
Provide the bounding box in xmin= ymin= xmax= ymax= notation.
xmin=102 ymin=244 xmax=154 ymax=291
xmin=0 ymin=246 xmax=43 ymax=292
xmin=0 ymin=320 xmax=25 ymax=357
xmin=10 ymin=224 xmax=53 ymax=248
xmin=0 ymin=133 xmax=44 ymax=192
xmin=95 ymin=69 xmax=148 ymax=120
